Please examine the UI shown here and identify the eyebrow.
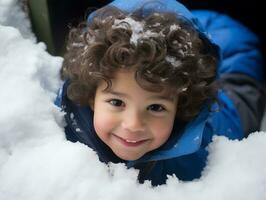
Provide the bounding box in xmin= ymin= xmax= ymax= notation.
xmin=104 ymin=89 xmax=175 ymax=102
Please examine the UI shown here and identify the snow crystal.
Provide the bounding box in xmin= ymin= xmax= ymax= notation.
xmin=113 ymin=17 xmax=162 ymax=45
xmin=178 ymin=49 xmax=185 ymax=57
xmin=70 ymin=113 xmax=74 ymax=120
xmin=152 ymin=22 xmax=161 ymax=27
xmin=165 ymin=55 xmax=182 ymax=68
xmin=72 ymin=42 xmax=85 ymax=47
xmin=75 ymin=128 xmax=82 ymax=132
xmin=170 ymin=24 xmax=181 ymax=31
xmin=181 ymin=87 xmax=188 ymax=92
xmin=113 ymin=17 xmax=144 ymax=45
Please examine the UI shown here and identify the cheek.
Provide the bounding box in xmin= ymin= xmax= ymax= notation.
xmin=152 ymin=118 xmax=175 ymax=142
xmin=93 ymin=111 xmax=117 ymax=137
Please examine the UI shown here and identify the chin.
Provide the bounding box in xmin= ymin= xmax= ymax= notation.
xmin=116 ymin=153 xmax=144 ymax=161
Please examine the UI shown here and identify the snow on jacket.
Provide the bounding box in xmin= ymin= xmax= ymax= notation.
xmin=55 ymin=0 xmax=264 ymax=186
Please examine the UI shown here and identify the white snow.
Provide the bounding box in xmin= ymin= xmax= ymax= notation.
xmin=113 ymin=17 xmax=161 ymax=45
xmin=0 ymin=0 xmax=34 ymax=39
xmin=170 ymin=24 xmax=181 ymax=31
xmin=113 ymin=17 xmax=145 ymax=45
xmin=165 ymin=55 xmax=182 ymax=68
xmin=0 ymin=1 xmax=266 ymax=200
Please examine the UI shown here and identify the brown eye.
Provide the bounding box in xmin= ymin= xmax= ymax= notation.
xmin=148 ymin=104 xmax=165 ymax=112
xmin=108 ymin=99 xmax=125 ymax=107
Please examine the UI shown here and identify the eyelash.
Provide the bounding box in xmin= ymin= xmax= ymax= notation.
xmin=148 ymin=104 xmax=166 ymax=112
xmin=108 ymin=99 xmax=125 ymax=107
xmin=106 ymin=99 xmax=166 ymax=112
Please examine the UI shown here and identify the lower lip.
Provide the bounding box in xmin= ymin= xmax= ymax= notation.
xmin=113 ymin=134 xmax=147 ymax=147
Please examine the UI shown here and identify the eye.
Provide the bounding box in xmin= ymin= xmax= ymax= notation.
xmin=147 ymin=104 xmax=166 ymax=112
xmin=108 ymin=99 xmax=125 ymax=107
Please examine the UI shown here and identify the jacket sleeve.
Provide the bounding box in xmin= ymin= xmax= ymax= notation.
xmin=192 ymin=10 xmax=265 ymax=136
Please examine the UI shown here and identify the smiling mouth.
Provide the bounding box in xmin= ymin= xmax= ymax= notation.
xmin=125 ymin=139 xmax=138 ymax=143
xmin=112 ymin=134 xmax=148 ymax=147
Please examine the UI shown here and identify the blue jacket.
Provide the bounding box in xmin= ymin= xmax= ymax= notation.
xmin=56 ymin=0 xmax=264 ymax=186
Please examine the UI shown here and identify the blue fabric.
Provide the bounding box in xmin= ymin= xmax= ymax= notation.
xmin=128 ymin=90 xmax=244 ymax=185
xmin=55 ymin=0 xmax=260 ymax=185
xmin=110 ymin=0 xmax=194 ymax=21
xmin=88 ymin=0 xmax=207 ymax=38
xmin=192 ymin=10 xmax=263 ymax=81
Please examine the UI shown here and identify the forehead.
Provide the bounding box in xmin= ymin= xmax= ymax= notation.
xmin=99 ymin=69 xmax=176 ymax=101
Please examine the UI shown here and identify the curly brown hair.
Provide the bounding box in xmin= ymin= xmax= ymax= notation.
xmin=61 ymin=6 xmax=219 ymax=120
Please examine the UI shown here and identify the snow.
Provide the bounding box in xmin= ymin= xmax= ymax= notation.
xmin=113 ymin=17 xmax=161 ymax=45
xmin=0 ymin=0 xmax=34 ymax=40
xmin=165 ymin=55 xmax=182 ymax=68
xmin=170 ymin=24 xmax=181 ymax=31
xmin=0 ymin=1 xmax=266 ymax=200
xmin=113 ymin=17 xmax=144 ymax=45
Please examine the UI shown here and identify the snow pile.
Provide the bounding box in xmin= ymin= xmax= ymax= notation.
xmin=0 ymin=1 xmax=266 ymax=200
xmin=0 ymin=0 xmax=34 ymax=39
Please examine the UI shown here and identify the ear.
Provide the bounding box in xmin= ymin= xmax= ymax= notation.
xmin=89 ymin=98 xmax=94 ymax=111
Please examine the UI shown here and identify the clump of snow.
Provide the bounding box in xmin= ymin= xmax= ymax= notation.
xmin=165 ymin=55 xmax=182 ymax=68
xmin=113 ymin=17 xmax=161 ymax=45
xmin=169 ymin=24 xmax=181 ymax=31
xmin=0 ymin=1 xmax=266 ymax=200
xmin=113 ymin=17 xmax=144 ymax=44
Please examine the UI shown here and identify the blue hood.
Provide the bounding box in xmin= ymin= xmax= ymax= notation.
xmin=110 ymin=0 xmax=194 ymax=20
xmin=88 ymin=0 xmax=208 ymax=38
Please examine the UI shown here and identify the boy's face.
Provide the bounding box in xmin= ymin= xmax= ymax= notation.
xmin=91 ymin=70 xmax=178 ymax=161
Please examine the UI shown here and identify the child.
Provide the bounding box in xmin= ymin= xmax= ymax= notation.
xmin=56 ymin=0 xmax=265 ymax=185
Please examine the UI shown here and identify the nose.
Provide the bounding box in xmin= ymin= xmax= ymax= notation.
xmin=122 ymin=110 xmax=145 ymax=132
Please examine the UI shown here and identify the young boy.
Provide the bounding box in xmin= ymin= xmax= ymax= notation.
xmin=56 ymin=0 xmax=265 ymax=185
